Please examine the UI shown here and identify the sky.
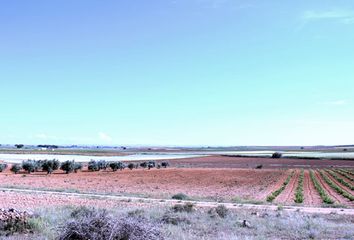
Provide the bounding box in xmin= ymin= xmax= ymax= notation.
xmin=0 ymin=0 xmax=354 ymax=146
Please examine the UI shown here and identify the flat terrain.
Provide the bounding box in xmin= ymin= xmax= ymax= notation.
xmin=168 ymin=155 xmax=354 ymax=169
xmin=0 ymin=168 xmax=286 ymax=201
xmin=1 ymin=155 xmax=354 ymax=208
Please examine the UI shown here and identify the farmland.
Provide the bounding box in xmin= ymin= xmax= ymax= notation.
xmin=0 ymin=153 xmax=354 ymax=208
xmin=1 ymin=151 xmax=354 ymax=239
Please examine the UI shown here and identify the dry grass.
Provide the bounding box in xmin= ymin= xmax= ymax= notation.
xmin=7 ymin=204 xmax=353 ymax=240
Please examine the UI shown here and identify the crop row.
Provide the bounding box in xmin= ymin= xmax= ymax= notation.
xmin=334 ymin=169 xmax=354 ymax=182
xmin=319 ymin=170 xmax=354 ymax=201
xmin=266 ymin=170 xmax=294 ymax=202
xmin=294 ymin=169 xmax=304 ymax=203
xmin=340 ymin=169 xmax=354 ymax=175
xmin=309 ymin=170 xmax=334 ymax=204
xmin=325 ymin=170 xmax=354 ymax=190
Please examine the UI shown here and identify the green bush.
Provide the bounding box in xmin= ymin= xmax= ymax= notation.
xmin=88 ymin=160 xmax=100 ymax=171
xmin=0 ymin=163 xmax=7 ymax=172
xmin=41 ymin=159 xmax=60 ymax=174
xmin=161 ymin=162 xmax=169 ymax=168
xmin=60 ymin=160 xmax=75 ymax=174
xmin=109 ymin=162 xmax=124 ymax=171
xmin=98 ymin=160 xmax=108 ymax=170
xmin=272 ymin=152 xmax=282 ymax=159
xmin=128 ymin=163 xmax=134 ymax=170
xmin=140 ymin=162 xmax=147 ymax=168
xmin=22 ymin=160 xmax=38 ymax=174
xmin=74 ymin=163 xmax=82 ymax=173
xmin=172 ymin=193 xmax=189 ymax=200
xmin=10 ymin=164 xmax=21 ymax=174
xmin=147 ymin=161 xmax=156 ymax=169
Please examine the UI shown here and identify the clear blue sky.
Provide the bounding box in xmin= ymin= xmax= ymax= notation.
xmin=1 ymin=0 xmax=353 ymax=146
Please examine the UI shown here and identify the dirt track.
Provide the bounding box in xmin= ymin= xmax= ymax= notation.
xmin=1 ymin=187 xmax=353 ymax=215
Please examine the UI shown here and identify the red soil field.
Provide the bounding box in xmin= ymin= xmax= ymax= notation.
xmin=303 ymin=170 xmax=322 ymax=206
xmin=0 ymin=191 xmax=127 ymax=210
xmin=275 ymin=170 xmax=300 ymax=205
xmin=313 ymin=171 xmax=354 ymax=207
xmin=168 ymin=156 xmax=354 ymax=169
xmin=1 ymin=156 xmax=354 ymax=208
xmin=324 ymin=171 xmax=354 ymax=195
xmin=0 ymin=168 xmax=286 ymax=202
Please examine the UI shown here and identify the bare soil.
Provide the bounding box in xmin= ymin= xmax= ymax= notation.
xmin=275 ymin=170 xmax=299 ymax=204
xmin=168 ymin=156 xmax=354 ymax=169
xmin=0 ymin=168 xmax=286 ymax=202
xmin=303 ymin=170 xmax=322 ymax=206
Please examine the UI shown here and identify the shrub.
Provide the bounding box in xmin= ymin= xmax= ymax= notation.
xmin=88 ymin=160 xmax=100 ymax=171
xmin=97 ymin=160 xmax=108 ymax=170
xmin=161 ymin=213 xmax=190 ymax=225
xmin=41 ymin=159 xmax=60 ymax=174
xmin=215 ymin=205 xmax=228 ymax=218
xmin=140 ymin=162 xmax=147 ymax=168
xmin=147 ymin=161 xmax=156 ymax=170
xmin=109 ymin=162 xmax=119 ymax=171
xmin=0 ymin=163 xmax=7 ymax=172
xmin=74 ymin=163 xmax=83 ymax=173
xmin=59 ymin=208 xmax=163 ymax=240
xmin=60 ymin=160 xmax=75 ymax=174
xmin=128 ymin=163 xmax=135 ymax=170
xmin=0 ymin=208 xmax=35 ymax=236
xmin=10 ymin=164 xmax=21 ymax=174
xmin=70 ymin=206 xmax=96 ymax=219
xmin=109 ymin=162 xmax=124 ymax=171
xmin=22 ymin=160 xmax=37 ymax=174
xmin=172 ymin=193 xmax=189 ymax=200
xmin=172 ymin=202 xmax=195 ymax=213
xmin=272 ymin=152 xmax=282 ymax=159
xmin=161 ymin=162 xmax=169 ymax=168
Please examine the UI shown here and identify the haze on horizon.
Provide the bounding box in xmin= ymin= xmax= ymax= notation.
xmin=1 ymin=0 xmax=353 ymax=146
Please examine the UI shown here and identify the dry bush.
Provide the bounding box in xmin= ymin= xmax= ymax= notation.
xmin=161 ymin=213 xmax=191 ymax=225
xmin=58 ymin=208 xmax=163 ymax=240
xmin=0 ymin=209 xmax=36 ymax=236
xmin=171 ymin=203 xmax=195 ymax=213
